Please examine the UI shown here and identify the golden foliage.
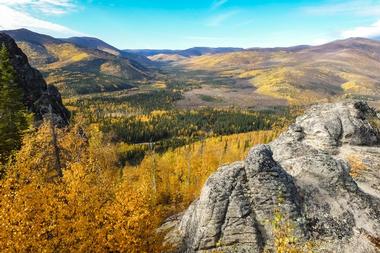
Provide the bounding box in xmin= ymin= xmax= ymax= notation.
xmin=347 ymin=155 xmax=367 ymax=178
xmin=0 ymin=122 xmax=165 ymax=252
xmin=0 ymin=118 xmax=290 ymax=251
xmin=153 ymin=81 xmax=167 ymax=89
xmin=270 ymin=208 xmax=315 ymax=253
xmin=130 ymin=129 xmax=282 ymax=213
xmin=267 ymin=196 xmax=315 ymax=253
xmin=45 ymin=43 xmax=90 ymax=68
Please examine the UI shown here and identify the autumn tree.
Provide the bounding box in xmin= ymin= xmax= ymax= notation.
xmin=0 ymin=121 xmax=166 ymax=252
xmin=0 ymin=44 xmax=30 ymax=165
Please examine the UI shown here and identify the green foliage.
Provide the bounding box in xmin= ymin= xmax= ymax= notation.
xmin=117 ymin=90 xmax=183 ymax=112
xmin=104 ymin=108 xmax=282 ymax=143
xmin=101 ymin=108 xmax=293 ymax=165
xmin=0 ymin=44 xmax=30 ymax=165
xmin=66 ymin=89 xmax=182 ymax=117
xmin=198 ymin=94 xmax=223 ymax=103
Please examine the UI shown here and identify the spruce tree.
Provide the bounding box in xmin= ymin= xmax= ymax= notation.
xmin=0 ymin=43 xmax=29 ymax=164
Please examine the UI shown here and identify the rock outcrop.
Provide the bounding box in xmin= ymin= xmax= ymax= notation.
xmin=0 ymin=32 xmax=69 ymax=126
xmin=163 ymin=101 xmax=380 ymax=253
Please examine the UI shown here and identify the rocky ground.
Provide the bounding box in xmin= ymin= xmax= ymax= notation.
xmin=162 ymin=101 xmax=380 ymax=253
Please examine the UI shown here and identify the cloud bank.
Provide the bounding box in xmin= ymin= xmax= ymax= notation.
xmin=0 ymin=0 xmax=82 ymax=37
xmin=341 ymin=19 xmax=380 ymax=38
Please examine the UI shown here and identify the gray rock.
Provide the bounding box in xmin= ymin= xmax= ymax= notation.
xmin=0 ymin=32 xmax=69 ymax=126
xmin=163 ymin=101 xmax=380 ymax=253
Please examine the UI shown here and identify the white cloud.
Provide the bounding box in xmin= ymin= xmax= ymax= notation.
xmin=211 ymin=0 xmax=228 ymax=10
xmin=341 ymin=19 xmax=380 ymax=38
xmin=206 ymin=10 xmax=239 ymax=27
xmin=310 ymin=38 xmax=331 ymax=45
xmin=0 ymin=5 xmax=83 ymax=37
xmin=0 ymin=0 xmax=83 ymax=37
xmin=0 ymin=0 xmax=76 ymax=15
xmin=302 ymin=0 xmax=380 ymax=16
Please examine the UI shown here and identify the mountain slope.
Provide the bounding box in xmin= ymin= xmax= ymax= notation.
xmin=3 ymin=29 xmax=153 ymax=96
xmin=175 ymin=38 xmax=380 ymax=103
xmin=63 ymin=36 xmax=154 ymax=67
xmin=63 ymin=36 xmax=121 ymax=56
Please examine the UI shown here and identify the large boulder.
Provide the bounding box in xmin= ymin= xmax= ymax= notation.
xmin=163 ymin=101 xmax=380 ymax=253
xmin=0 ymin=32 xmax=69 ymax=126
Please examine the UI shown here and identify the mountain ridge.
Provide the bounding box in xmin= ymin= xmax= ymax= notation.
xmin=172 ymin=37 xmax=380 ymax=104
xmin=124 ymin=47 xmax=244 ymax=57
xmin=2 ymin=29 xmax=154 ymax=96
xmin=62 ymin=36 xmax=154 ymax=67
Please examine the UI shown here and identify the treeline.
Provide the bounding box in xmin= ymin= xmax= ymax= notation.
xmin=104 ymin=108 xmax=287 ymax=144
xmin=0 ymin=44 xmax=31 ymax=169
xmin=65 ymin=89 xmax=183 ymax=119
xmin=65 ymin=89 xmax=297 ymax=164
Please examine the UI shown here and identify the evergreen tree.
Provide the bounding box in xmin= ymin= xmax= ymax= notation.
xmin=0 ymin=43 xmax=29 ymax=164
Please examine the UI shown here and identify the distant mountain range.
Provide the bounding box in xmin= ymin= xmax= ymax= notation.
xmin=173 ymin=37 xmax=380 ymax=103
xmin=3 ymin=28 xmax=380 ymax=106
xmin=124 ymin=47 xmax=244 ymax=57
xmin=2 ymin=29 xmax=153 ymax=95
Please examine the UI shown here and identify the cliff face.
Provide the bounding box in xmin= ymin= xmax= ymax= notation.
xmin=163 ymin=101 xmax=380 ymax=253
xmin=0 ymin=32 xmax=69 ymax=126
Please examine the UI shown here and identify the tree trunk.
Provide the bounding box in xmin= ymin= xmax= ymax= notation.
xmin=49 ymin=105 xmax=63 ymax=177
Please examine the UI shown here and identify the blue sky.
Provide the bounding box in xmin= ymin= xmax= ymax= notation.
xmin=1 ymin=0 xmax=380 ymax=49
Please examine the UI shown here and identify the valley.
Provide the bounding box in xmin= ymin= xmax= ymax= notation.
xmin=154 ymin=38 xmax=380 ymax=107
xmin=5 ymin=29 xmax=380 ymax=112
xmin=0 ymin=26 xmax=380 ymax=253
xmin=4 ymin=28 xmax=380 ymax=168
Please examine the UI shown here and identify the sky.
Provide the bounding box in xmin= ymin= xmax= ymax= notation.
xmin=0 ymin=0 xmax=380 ymax=49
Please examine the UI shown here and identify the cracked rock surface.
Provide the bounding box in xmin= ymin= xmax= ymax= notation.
xmin=162 ymin=101 xmax=380 ymax=253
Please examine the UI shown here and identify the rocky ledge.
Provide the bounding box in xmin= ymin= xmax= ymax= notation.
xmin=0 ymin=32 xmax=69 ymax=126
xmin=163 ymin=101 xmax=380 ymax=253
